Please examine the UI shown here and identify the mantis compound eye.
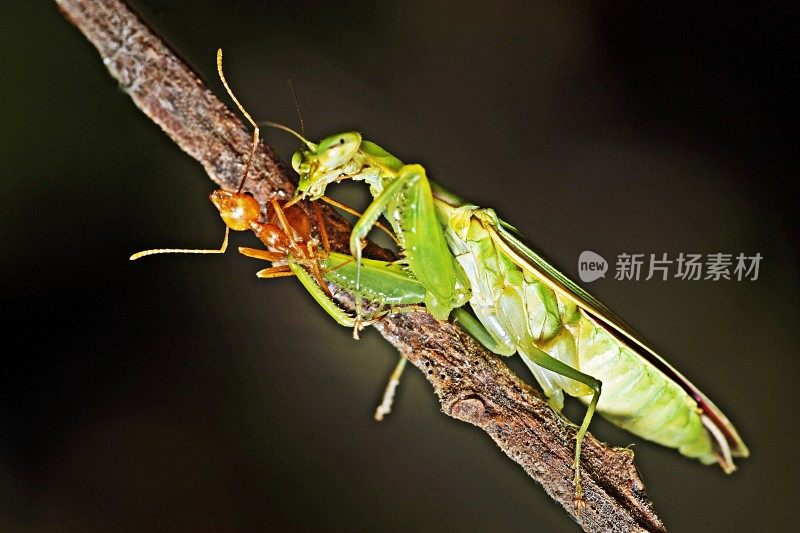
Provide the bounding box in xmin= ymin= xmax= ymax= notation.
xmin=317 ymin=132 xmax=362 ymax=169
xmin=291 ymin=150 xmax=303 ymax=173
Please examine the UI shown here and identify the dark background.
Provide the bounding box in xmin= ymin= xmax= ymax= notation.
xmin=2 ymin=2 xmax=797 ymax=531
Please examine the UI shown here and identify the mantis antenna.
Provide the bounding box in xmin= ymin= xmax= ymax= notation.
xmin=220 ymin=49 xmax=314 ymax=177
xmin=288 ymin=79 xmax=305 ymax=138
xmin=259 ymin=120 xmax=315 ymax=148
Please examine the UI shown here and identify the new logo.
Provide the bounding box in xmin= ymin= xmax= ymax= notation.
xmin=578 ymin=251 xmax=608 ymax=283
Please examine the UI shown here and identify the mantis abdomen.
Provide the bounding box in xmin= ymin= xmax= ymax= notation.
xmin=569 ymin=317 xmax=714 ymax=462
xmin=445 ymin=207 xmax=715 ymax=464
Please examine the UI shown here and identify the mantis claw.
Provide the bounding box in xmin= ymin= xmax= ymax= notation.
xmin=352 ymin=319 xmax=362 ymax=340
xmin=574 ymin=490 xmax=586 ymax=518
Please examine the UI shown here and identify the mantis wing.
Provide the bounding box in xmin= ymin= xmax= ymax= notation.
xmin=485 ymin=217 xmax=749 ymax=465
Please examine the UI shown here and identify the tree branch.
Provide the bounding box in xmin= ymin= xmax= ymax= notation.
xmin=56 ymin=1 xmax=665 ymax=530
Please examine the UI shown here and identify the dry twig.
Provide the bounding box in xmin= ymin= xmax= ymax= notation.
xmin=56 ymin=1 xmax=665 ymax=530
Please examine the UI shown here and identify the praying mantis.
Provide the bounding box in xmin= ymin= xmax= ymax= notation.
xmin=272 ymin=84 xmax=751 ymax=500
xmin=133 ymin=50 xmax=748 ymax=504
xmin=287 ymin=130 xmax=750 ymax=499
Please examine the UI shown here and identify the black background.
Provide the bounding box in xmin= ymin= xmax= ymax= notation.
xmin=1 ymin=2 xmax=797 ymax=531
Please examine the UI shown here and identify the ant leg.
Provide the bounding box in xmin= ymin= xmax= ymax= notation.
xmin=256 ymin=266 xmax=295 ymax=278
xmin=312 ymin=201 xmax=331 ymax=254
xmin=320 ymin=195 xmax=399 ymax=245
xmin=239 ymin=247 xmax=284 ymax=262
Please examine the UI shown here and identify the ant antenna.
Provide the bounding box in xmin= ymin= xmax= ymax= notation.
xmin=217 ymin=49 xmax=259 ymax=194
xmin=288 ymin=79 xmax=305 ymax=137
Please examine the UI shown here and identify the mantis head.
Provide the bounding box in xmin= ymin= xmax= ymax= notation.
xmin=292 ymin=131 xmax=363 ymax=199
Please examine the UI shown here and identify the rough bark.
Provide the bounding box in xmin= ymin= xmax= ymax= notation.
xmin=56 ymin=1 xmax=666 ymax=530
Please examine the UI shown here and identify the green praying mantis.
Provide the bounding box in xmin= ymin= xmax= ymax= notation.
xmin=287 ymin=136 xmax=751 ymax=500
xmin=132 ymin=50 xmax=748 ymax=503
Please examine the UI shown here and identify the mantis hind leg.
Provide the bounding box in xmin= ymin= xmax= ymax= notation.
xmin=374 ymin=356 xmax=408 ymax=421
xmin=455 ymin=305 xmax=600 ymax=503
xmin=519 ymin=344 xmax=601 ymax=506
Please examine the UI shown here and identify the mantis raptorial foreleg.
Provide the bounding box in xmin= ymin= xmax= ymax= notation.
xmin=349 ymin=172 xmax=408 ymax=269
xmin=288 ymin=259 xmax=361 ymax=327
xmin=349 ymin=164 xmax=468 ymax=321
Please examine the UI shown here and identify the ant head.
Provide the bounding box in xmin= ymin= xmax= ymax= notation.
xmin=209 ymin=190 xmax=260 ymax=231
